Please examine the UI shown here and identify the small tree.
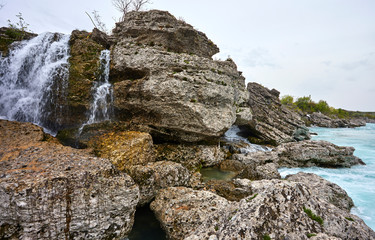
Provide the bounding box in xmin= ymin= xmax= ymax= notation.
xmin=112 ymin=0 xmax=152 ymax=21
xmin=86 ymin=10 xmax=108 ymax=33
xmin=112 ymin=0 xmax=133 ymax=21
xmin=133 ymin=0 xmax=151 ymax=11
xmin=280 ymin=95 xmax=294 ymax=106
xmin=7 ymin=12 xmax=30 ymax=40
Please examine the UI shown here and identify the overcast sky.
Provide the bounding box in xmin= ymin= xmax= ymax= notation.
xmin=1 ymin=0 xmax=374 ymax=111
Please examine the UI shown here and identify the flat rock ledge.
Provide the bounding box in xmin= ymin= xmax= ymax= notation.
xmin=277 ymin=140 xmax=365 ymax=168
xmin=0 ymin=120 xmax=139 ymax=239
xmin=151 ymin=181 xmax=375 ymax=240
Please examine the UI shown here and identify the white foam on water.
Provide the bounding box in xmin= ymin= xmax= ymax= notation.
xmin=279 ymin=123 xmax=375 ymax=230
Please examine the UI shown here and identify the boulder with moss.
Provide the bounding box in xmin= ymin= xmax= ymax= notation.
xmin=0 ymin=120 xmax=139 ymax=240
xmin=151 ymin=180 xmax=375 ymax=240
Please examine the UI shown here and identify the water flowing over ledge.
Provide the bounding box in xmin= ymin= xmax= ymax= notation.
xmin=0 ymin=32 xmax=70 ymax=135
xmin=78 ymin=49 xmax=113 ymax=134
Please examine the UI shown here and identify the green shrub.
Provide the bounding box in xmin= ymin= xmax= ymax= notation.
xmin=303 ymin=206 xmax=324 ymax=225
xmin=263 ymin=234 xmax=271 ymax=240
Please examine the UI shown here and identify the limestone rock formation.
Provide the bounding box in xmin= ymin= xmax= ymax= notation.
xmin=0 ymin=27 xmax=37 ymax=56
xmin=0 ymin=120 xmax=139 ymax=239
xmin=277 ymin=140 xmax=365 ymax=168
xmin=231 ymin=140 xmax=364 ymax=168
xmin=151 ymin=181 xmax=375 ymax=240
xmin=112 ymin=10 xmax=219 ymax=58
xmin=64 ymin=30 xmax=107 ymax=128
xmin=111 ymin=10 xmax=248 ymax=143
xmin=286 ymin=172 xmax=354 ymax=211
xmin=93 ymin=131 xmax=155 ymax=171
xmin=155 ymin=144 xmax=228 ymax=171
xmin=243 ymin=82 xmax=310 ymax=145
xmin=127 ymin=161 xmax=191 ymax=205
xmin=307 ymin=112 xmax=366 ymax=128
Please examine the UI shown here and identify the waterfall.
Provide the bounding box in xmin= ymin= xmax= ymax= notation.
xmin=79 ymin=49 xmax=113 ymax=133
xmin=0 ymin=32 xmax=70 ymax=135
xmin=223 ymin=125 xmax=272 ymax=153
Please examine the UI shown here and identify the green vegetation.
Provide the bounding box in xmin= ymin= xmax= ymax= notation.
xmin=7 ymin=12 xmax=30 ymax=41
xmin=263 ymin=234 xmax=271 ymax=240
xmin=306 ymin=233 xmax=317 ymax=238
xmin=345 ymin=217 xmax=355 ymax=222
xmin=303 ymin=206 xmax=324 ymax=225
xmin=280 ymin=95 xmax=375 ymax=120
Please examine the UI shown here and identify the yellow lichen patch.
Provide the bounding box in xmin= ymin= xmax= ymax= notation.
xmin=95 ymin=131 xmax=155 ymax=171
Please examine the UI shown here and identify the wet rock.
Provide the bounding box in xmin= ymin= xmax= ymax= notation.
xmin=0 ymin=120 xmax=139 ymax=239
xmin=151 ymin=180 xmax=375 ymax=240
xmin=111 ymin=10 xmax=248 ymax=143
xmin=0 ymin=27 xmax=37 ymax=56
xmin=126 ymin=161 xmax=191 ymax=206
xmin=64 ymin=30 xmax=106 ymax=128
xmin=243 ymin=82 xmax=310 ymax=145
xmin=277 ymin=140 xmax=365 ymax=168
xmin=286 ymin=172 xmax=354 ymax=211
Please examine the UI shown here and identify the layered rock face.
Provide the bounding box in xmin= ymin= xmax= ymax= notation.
xmin=151 ymin=180 xmax=375 ymax=240
xmin=0 ymin=120 xmax=139 ymax=239
xmin=307 ymin=112 xmax=366 ymax=128
xmin=243 ymin=82 xmax=310 ymax=145
xmin=277 ymin=140 xmax=364 ymax=168
xmin=110 ymin=10 xmax=248 ymax=143
xmin=286 ymin=172 xmax=354 ymax=211
xmin=228 ymin=140 xmax=364 ymax=169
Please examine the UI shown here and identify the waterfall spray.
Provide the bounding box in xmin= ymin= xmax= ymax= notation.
xmin=0 ymin=32 xmax=70 ymax=135
xmin=78 ymin=49 xmax=113 ymax=134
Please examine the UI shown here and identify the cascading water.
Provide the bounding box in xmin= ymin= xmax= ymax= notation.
xmin=223 ymin=125 xmax=272 ymax=153
xmin=0 ymin=32 xmax=70 ymax=135
xmin=79 ymin=49 xmax=113 ymax=133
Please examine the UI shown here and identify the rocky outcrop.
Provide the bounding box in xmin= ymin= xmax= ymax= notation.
xmin=242 ymin=82 xmax=310 ymax=145
xmin=110 ymin=10 xmax=248 ymax=143
xmin=307 ymin=112 xmax=366 ymax=128
xmin=112 ymin=10 xmax=219 ymax=58
xmin=230 ymin=140 xmax=364 ymax=168
xmin=151 ymin=181 xmax=375 ymax=240
xmin=127 ymin=161 xmax=191 ymax=205
xmin=155 ymin=144 xmax=228 ymax=171
xmin=286 ymin=172 xmax=354 ymax=211
xmin=93 ymin=131 xmax=155 ymax=171
xmin=64 ymin=30 xmax=107 ymax=128
xmin=277 ymin=140 xmax=364 ymax=168
xmin=0 ymin=120 xmax=139 ymax=239
xmin=0 ymin=27 xmax=37 ymax=56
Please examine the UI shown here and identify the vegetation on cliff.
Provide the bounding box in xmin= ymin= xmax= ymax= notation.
xmin=281 ymin=95 xmax=375 ymax=121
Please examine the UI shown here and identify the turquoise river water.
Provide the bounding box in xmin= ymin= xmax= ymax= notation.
xmin=279 ymin=123 xmax=375 ymax=230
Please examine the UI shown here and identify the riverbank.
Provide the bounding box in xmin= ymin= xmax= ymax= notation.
xmin=280 ymin=123 xmax=375 ymax=230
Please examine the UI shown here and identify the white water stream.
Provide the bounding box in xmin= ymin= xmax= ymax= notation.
xmin=0 ymin=32 xmax=70 ymax=135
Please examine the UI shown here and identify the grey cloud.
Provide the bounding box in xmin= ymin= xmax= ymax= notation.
xmin=242 ymin=48 xmax=278 ymax=68
xmin=340 ymin=53 xmax=375 ymax=70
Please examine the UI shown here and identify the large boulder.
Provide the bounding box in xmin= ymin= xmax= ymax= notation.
xmin=151 ymin=181 xmax=375 ymax=240
xmin=0 ymin=120 xmax=139 ymax=239
xmin=112 ymin=10 xmax=219 ymax=58
xmin=111 ymin=10 xmax=248 ymax=143
xmin=277 ymin=140 xmax=365 ymax=168
xmin=286 ymin=172 xmax=354 ymax=211
xmin=127 ymin=161 xmax=191 ymax=205
xmin=155 ymin=144 xmax=228 ymax=171
xmin=242 ymin=82 xmax=310 ymax=145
